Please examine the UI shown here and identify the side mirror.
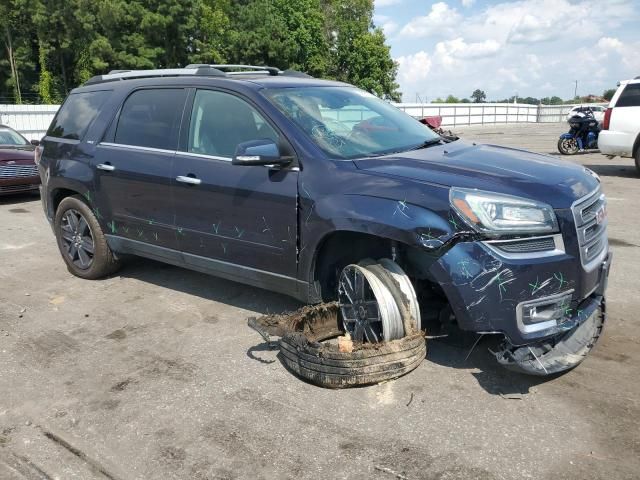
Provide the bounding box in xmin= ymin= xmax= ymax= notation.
xmin=30 ymin=139 xmax=40 ymax=146
xmin=232 ymin=139 xmax=290 ymax=166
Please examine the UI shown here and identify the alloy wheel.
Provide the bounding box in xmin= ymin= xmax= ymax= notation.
xmin=59 ymin=208 xmax=95 ymax=270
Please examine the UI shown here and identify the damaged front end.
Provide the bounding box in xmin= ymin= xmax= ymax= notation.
xmin=424 ymin=186 xmax=612 ymax=376
xmin=494 ymin=296 xmax=605 ymax=376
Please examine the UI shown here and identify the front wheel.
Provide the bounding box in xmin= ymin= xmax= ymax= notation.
xmin=635 ymin=148 xmax=640 ymax=175
xmin=558 ymin=137 xmax=579 ymax=155
xmin=54 ymin=195 xmax=121 ymax=279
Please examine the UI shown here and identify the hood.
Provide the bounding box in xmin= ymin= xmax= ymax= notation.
xmin=353 ymin=141 xmax=600 ymax=208
xmin=0 ymin=146 xmax=36 ymax=165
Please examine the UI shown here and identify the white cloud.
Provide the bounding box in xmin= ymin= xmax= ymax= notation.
xmin=381 ymin=21 xmax=399 ymax=36
xmin=399 ymin=2 xmax=461 ymax=38
xmin=596 ymin=37 xmax=623 ymax=51
xmin=396 ymin=51 xmax=432 ymax=87
xmin=461 ymin=0 xmax=475 ymax=6
xmin=435 ymin=38 xmax=501 ymax=64
xmin=386 ymin=0 xmax=639 ymax=101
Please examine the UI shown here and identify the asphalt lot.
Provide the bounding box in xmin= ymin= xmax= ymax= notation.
xmin=1 ymin=123 xmax=639 ymax=480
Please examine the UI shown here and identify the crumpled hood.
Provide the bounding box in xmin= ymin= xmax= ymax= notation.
xmin=353 ymin=141 xmax=600 ymax=208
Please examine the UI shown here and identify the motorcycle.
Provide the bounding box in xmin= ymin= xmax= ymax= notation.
xmin=557 ymin=109 xmax=600 ymax=155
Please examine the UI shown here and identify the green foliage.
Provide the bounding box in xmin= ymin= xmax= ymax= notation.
xmin=540 ymin=96 xmax=564 ymax=105
xmin=0 ymin=0 xmax=400 ymax=103
xmin=471 ymin=89 xmax=486 ymax=103
xmin=603 ymin=88 xmax=616 ymax=101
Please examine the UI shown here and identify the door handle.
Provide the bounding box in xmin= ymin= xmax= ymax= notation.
xmin=97 ymin=163 xmax=115 ymax=171
xmin=176 ymin=175 xmax=201 ymax=185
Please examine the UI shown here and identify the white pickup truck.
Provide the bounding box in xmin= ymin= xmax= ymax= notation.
xmin=598 ymin=77 xmax=640 ymax=173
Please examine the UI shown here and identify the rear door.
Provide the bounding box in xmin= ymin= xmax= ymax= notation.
xmin=172 ymin=88 xmax=299 ymax=278
xmin=610 ymin=82 xmax=640 ymax=140
xmin=93 ymin=88 xmax=188 ymax=252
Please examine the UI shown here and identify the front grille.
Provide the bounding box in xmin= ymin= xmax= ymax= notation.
xmin=572 ymin=189 xmax=608 ymax=270
xmin=494 ymin=236 xmax=556 ymax=253
xmin=0 ymin=183 xmax=39 ymax=193
xmin=0 ymin=164 xmax=38 ymax=178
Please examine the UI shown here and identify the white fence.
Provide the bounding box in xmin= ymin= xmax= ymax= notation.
xmin=0 ymin=104 xmax=59 ymax=141
xmin=1 ymin=102 xmax=605 ymax=140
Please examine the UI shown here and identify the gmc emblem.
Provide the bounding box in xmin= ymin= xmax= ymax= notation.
xmin=595 ymin=206 xmax=607 ymax=225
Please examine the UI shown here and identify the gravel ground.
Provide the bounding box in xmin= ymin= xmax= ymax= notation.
xmin=1 ymin=123 xmax=638 ymax=480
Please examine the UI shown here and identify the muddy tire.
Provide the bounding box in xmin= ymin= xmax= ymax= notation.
xmin=54 ymin=195 xmax=121 ymax=279
xmin=279 ymin=332 xmax=426 ymax=388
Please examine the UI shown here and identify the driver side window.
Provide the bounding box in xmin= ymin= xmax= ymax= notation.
xmin=188 ymin=90 xmax=279 ymax=158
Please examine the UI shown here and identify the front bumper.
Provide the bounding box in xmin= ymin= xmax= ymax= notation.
xmin=0 ymin=175 xmax=40 ymax=195
xmin=428 ymin=238 xmax=612 ymax=346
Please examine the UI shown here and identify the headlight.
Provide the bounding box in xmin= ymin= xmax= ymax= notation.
xmin=450 ymin=188 xmax=558 ymax=235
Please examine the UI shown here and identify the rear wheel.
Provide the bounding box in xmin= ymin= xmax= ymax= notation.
xmin=635 ymin=148 xmax=640 ymax=175
xmin=558 ymin=137 xmax=579 ymax=155
xmin=54 ymin=195 xmax=121 ymax=279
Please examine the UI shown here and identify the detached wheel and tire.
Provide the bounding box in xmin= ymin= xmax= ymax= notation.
xmin=558 ymin=137 xmax=579 ymax=155
xmin=277 ymin=259 xmax=426 ymax=388
xmin=54 ymin=195 xmax=120 ymax=279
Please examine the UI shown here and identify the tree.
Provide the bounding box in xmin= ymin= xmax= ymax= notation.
xmin=603 ymin=88 xmax=616 ymax=101
xmin=444 ymin=94 xmax=459 ymax=103
xmin=540 ymin=96 xmax=563 ymax=105
xmin=0 ymin=0 xmax=402 ymax=103
xmin=471 ymin=89 xmax=486 ymax=103
xmin=322 ymin=0 xmax=400 ymax=100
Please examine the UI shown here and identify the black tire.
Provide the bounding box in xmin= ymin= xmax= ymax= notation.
xmin=279 ymin=332 xmax=426 ymax=388
xmin=635 ymin=148 xmax=640 ymax=175
xmin=54 ymin=195 xmax=121 ymax=279
xmin=557 ymin=138 xmax=578 ymax=155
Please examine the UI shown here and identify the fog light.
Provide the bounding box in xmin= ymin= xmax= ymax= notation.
xmin=517 ymin=291 xmax=574 ymax=334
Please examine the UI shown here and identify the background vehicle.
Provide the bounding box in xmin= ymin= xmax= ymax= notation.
xmin=566 ymin=105 xmax=606 ymax=123
xmin=38 ymin=65 xmax=610 ymax=376
xmin=598 ymin=77 xmax=640 ymax=173
xmin=0 ymin=124 xmax=40 ymax=196
xmin=558 ymin=110 xmax=600 ymax=155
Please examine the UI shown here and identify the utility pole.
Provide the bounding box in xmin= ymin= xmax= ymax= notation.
xmin=574 ymin=80 xmax=578 ymax=99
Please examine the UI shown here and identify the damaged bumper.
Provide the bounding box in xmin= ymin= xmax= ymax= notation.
xmin=428 ymin=232 xmax=612 ymax=374
xmin=494 ymin=295 xmax=605 ymax=375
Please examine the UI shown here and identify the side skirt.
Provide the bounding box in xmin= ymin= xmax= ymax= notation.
xmin=106 ymin=235 xmax=309 ymax=302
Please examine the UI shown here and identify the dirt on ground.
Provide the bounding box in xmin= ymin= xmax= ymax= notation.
xmin=1 ymin=123 xmax=639 ymax=479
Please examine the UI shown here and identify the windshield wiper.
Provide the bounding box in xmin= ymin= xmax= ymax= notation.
xmin=407 ymin=138 xmax=443 ymax=151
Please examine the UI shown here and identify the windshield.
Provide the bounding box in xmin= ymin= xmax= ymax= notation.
xmin=263 ymin=86 xmax=440 ymax=159
xmin=0 ymin=128 xmax=29 ymax=146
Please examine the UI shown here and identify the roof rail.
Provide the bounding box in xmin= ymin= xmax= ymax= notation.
xmin=83 ymin=64 xmax=313 ymax=86
xmin=185 ymin=64 xmax=282 ymax=76
xmin=84 ymin=66 xmax=226 ymax=86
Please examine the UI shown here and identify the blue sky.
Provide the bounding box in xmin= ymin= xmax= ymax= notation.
xmin=373 ymin=0 xmax=640 ymax=102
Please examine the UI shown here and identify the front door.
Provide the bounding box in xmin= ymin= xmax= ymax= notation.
xmin=173 ymin=89 xmax=298 ymax=279
xmin=93 ymin=88 xmax=188 ymax=251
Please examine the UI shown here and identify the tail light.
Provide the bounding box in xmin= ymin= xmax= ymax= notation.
xmin=34 ymin=145 xmax=44 ymax=165
xmin=603 ymin=108 xmax=612 ymax=130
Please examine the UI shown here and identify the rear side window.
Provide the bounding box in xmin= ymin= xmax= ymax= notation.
xmin=47 ymin=90 xmax=110 ymax=140
xmin=616 ymin=83 xmax=640 ymax=107
xmin=114 ymin=89 xmax=187 ymax=150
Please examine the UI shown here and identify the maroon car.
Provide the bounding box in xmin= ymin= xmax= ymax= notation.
xmin=0 ymin=125 xmax=40 ymax=195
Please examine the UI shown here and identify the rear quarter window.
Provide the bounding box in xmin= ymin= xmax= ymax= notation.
xmin=615 ymin=83 xmax=640 ymax=107
xmin=113 ymin=88 xmax=187 ymax=150
xmin=47 ymin=90 xmax=111 ymax=140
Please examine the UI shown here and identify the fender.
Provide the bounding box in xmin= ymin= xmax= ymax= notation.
xmin=43 ymin=164 xmax=95 ymax=224
xmin=299 ymin=192 xmax=459 ymax=287
xmin=559 ymin=133 xmax=574 ymax=139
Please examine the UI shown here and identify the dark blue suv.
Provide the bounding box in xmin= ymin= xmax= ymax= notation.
xmin=38 ymin=65 xmax=612 ymax=375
